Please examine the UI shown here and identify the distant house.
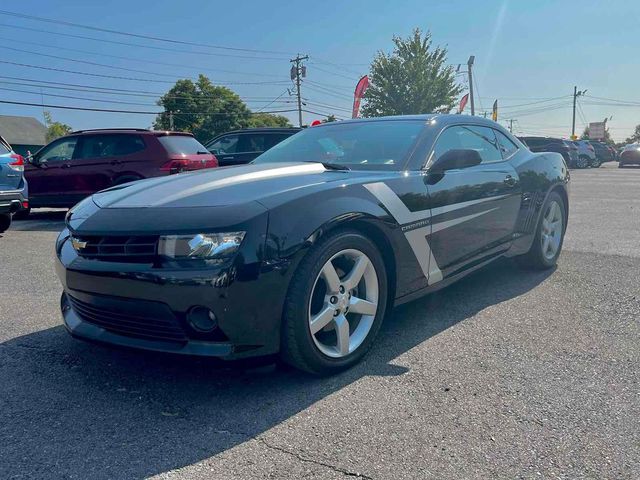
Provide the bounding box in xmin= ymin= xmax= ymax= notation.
xmin=0 ymin=115 xmax=47 ymax=157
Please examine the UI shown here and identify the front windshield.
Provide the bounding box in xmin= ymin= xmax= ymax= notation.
xmin=252 ymin=120 xmax=425 ymax=170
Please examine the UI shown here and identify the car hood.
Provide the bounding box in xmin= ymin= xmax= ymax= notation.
xmin=92 ymin=162 xmax=356 ymax=209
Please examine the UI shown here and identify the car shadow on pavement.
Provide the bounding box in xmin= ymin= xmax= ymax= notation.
xmin=0 ymin=258 xmax=554 ymax=478
xmin=9 ymin=210 xmax=67 ymax=232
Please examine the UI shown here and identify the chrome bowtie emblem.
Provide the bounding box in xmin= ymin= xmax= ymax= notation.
xmin=70 ymin=237 xmax=88 ymax=251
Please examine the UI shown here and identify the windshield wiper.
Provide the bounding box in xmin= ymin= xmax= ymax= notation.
xmin=303 ymin=161 xmax=350 ymax=171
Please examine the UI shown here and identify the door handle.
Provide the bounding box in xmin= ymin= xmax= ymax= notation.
xmin=503 ymin=175 xmax=517 ymax=187
xmin=221 ymin=156 xmax=234 ymax=160
xmin=61 ymin=163 xmax=72 ymax=169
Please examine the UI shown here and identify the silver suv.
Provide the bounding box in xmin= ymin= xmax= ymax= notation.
xmin=0 ymin=134 xmax=28 ymax=232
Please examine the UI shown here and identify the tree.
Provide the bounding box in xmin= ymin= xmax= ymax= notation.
xmin=361 ymin=29 xmax=463 ymax=117
xmin=247 ymin=112 xmax=291 ymax=128
xmin=624 ymin=124 xmax=640 ymax=144
xmin=581 ymin=126 xmax=613 ymax=144
xmin=154 ymin=75 xmax=251 ymax=142
xmin=322 ymin=114 xmax=337 ymax=123
xmin=43 ymin=111 xmax=72 ymax=142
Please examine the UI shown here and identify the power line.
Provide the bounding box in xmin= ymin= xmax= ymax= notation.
xmin=0 ymin=38 xmax=286 ymax=78
xmin=309 ymin=64 xmax=360 ymax=81
xmin=0 ymin=10 xmax=294 ymax=55
xmin=0 ymin=98 xmax=299 ymax=116
xmin=0 ymin=23 xmax=290 ymax=61
xmin=0 ymin=61 xmax=291 ymax=85
xmin=0 ymin=76 xmax=292 ymax=100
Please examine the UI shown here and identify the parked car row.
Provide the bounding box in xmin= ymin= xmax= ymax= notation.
xmin=517 ymin=136 xmax=618 ymax=169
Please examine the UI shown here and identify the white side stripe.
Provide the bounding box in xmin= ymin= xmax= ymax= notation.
xmin=364 ymin=182 xmax=503 ymax=285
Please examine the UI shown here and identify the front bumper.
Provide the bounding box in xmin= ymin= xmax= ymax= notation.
xmin=55 ymin=229 xmax=291 ymax=360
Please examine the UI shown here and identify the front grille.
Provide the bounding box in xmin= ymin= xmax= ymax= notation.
xmin=68 ymin=294 xmax=188 ymax=343
xmin=72 ymin=235 xmax=159 ymax=261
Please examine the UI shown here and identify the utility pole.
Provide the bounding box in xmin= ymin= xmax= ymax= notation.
xmin=290 ymin=54 xmax=309 ymax=127
xmin=571 ymin=86 xmax=587 ymax=139
xmin=169 ymin=111 xmax=174 ymax=130
xmin=508 ymin=119 xmax=514 ymax=133
xmin=467 ymin=55 xmax=475 ymax=116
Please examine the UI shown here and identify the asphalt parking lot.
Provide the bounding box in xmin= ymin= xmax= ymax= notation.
xmin=1 ymin=163 xmax=638 ymax=479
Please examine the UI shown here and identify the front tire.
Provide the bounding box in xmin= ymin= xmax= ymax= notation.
xmin=577 ymin=155 xmax=590 ymax=169
xmin=281 ymin=230 xmax=388 ymax=375
xmin=12 ymin=207 xmax=30 ymax=220
xmin=516 ymin=191 xmax=566 ymax=270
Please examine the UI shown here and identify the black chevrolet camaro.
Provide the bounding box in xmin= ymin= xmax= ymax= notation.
xmin=55 ymin=115 xmax=569 ymax=374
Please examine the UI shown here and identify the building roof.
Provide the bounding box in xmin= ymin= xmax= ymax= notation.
xmin=0 ymin=115 xmax=47 ymax=146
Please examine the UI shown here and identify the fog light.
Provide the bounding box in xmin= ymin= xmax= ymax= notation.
xmin=188 ymin=306 xmax=217 ymax=332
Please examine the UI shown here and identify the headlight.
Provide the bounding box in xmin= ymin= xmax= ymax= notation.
xmin=158 ymin=232 xmax=245 ymax=259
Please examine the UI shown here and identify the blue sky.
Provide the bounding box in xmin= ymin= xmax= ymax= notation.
xmin=0 ymin=0 xmax=638 ymax=141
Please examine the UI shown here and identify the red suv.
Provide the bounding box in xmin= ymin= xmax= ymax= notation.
xmin=24 ymin=129 xmax=218 ymax=214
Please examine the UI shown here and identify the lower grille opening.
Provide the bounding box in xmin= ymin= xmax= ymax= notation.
xmin=68 ymin=294 xmax=188 ymax=343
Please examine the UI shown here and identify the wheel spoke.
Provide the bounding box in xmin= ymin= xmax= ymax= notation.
xmin=542 ymin=217 xmax=550 ymax=231
xmin=349 ymin=296 xmax=377 ymax=316
xmin=310 ymin=306 xmax=335 ymax=334
xmin=334 ymin=314 xmax=350 ymax=356
xmin=321 ymin=261 xmax=341 ymax=293
xmin=342 ymin=255 xmax=370 ymax=290
xmin=542 ymin=234 xmax=550 ymax=254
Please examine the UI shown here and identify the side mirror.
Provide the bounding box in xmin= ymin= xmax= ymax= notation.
xmin=429 ymin=149 xmax=482 ymax=173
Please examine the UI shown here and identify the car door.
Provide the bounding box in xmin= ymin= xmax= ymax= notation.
xmin=69 ymin=135 xmax=126 ymax=201
xmin=425 ymin=125 xmax=522 ymax=277
xmin=25 ymin=136 xmax=79 ymax=206
xmin=208 ymin=133 xmax=241 ymax=166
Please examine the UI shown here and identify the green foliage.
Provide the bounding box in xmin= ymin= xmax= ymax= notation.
xmin=361 ymin=28 xmax=463 ymax=117
xmin=624 ymin=124 xmax=640 ymax=144
xmin=247 ymin=112 xmax=292 ymax=128
xmin=154 ymin=75 xmax=251 ymax=142
xmin=43 ymin=111 xmax=72 ymax=143
xmin=322 ymin=114 xmax=337 ymax=123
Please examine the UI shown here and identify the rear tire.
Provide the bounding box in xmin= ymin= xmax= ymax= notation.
xmin=0 ymin=214 xmax=11 ymax=233
xmin=281 ymin=229 xmax=388 ymax=375
xmin=516 ymin=191 xmax=566 ymax=270
xmin=591 ymin=158 xmax=602 ymax=168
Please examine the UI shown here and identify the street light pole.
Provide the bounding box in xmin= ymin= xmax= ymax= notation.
xmin=467 ymin=55 xmax=475 ymax=116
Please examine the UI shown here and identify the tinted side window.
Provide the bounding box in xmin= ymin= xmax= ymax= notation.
xmin=433 ymin=125 xmax=502 ymax=165
xmin=495 ymin=130 xmax=519 ymax=159
xmin=77 ymin=135 xmax=145 ymax=159
xmin=38 ymin=137 xmax=78 ymax=163
xmin=236 ymin=134 xmax=266 ymax=153
xmin=265 ymin=133 xmax=293 ymax=150
xmin=208 ymin=134 xmax=239 ymax=154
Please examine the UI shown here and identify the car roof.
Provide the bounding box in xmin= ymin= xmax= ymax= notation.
xmin=313 ymin=114 xmax=513 ymax=130
xmin=216 ymin=127 xmax=302 ymax=135
xmin=69 ymin=128 xmax=194 ymax=137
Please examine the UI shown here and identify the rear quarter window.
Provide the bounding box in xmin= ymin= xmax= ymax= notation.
xmin=158 ymin=135 xmax=209 ymax=155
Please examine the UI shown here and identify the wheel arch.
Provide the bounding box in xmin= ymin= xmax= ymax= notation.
xmin=312 ymin=216 xmax=398 ymax=308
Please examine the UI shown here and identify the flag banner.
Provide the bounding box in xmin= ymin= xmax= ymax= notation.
xmin=492 ymin=100 xmax=498 ymax=121
xmin=352 ymin=75 xmax=370 ymax=118
xmin=458 ymin=93 xmax=469 ymax=114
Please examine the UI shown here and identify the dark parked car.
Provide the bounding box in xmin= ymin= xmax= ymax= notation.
xmin=0 ymin=134 xmax=28 ymax=232
xmin=518 ymin=136 xmax=581 ymax=168
xmin=572 ymin=140 xmax=596 ymax=168
xmin=24 ymin=129 xmax=217 ymax=214
xmin=589 ymin=141 xmax=615 ymax=165
xmin=619 ymin=144 xmax=640 ymax=167
xmin=206 ymin=127 xmax=300 ymax=166
xmin=56 ymin=115 xmax=569 ymax=375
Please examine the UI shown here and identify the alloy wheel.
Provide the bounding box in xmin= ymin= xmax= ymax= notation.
xmin=541 ymin=200 xmax=563 ymax=261
xmin=308 ymin=248 xmax=379 ymax=358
